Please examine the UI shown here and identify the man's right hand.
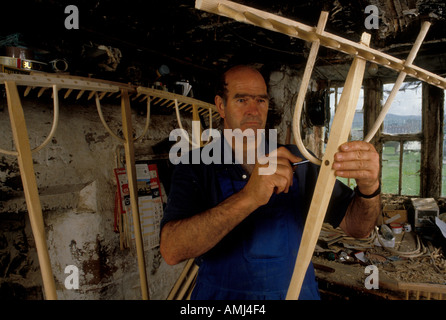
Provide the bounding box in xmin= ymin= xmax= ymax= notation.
xmin=240 ymin=146 xmax=303 ymax=208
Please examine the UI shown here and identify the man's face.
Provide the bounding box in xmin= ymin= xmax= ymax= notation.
xmin=215 ymin=68 xmax=269 ymax=133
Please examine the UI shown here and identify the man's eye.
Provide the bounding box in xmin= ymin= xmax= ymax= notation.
xmin=237 ymin=98 xmax=246 ymax=103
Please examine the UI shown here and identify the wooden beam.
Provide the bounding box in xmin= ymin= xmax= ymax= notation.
xmin=421 ymin=83 xmax=444 ymax=198
xmin=4 ymin=81 xmax=57 ymax=300
xmin=120 ymin=89 xmax=150 ymax=300
xmin=363 ymin=78 xmax=383 ymax=150
xmin=399 ymin=282 xmax=446 ymax=298
xmin=0 ymin=73 xmax=120 ymax=93
xmin=286 ymin=33 xmax=370 ymax=300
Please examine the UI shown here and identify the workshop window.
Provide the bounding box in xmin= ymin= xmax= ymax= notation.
xmin=382 ymin=82 xmax=422 ymax=135
xmin=382 ymin=140 xmax=421 ymax=195
xmin=380 ymin=82 xmax=422 ymax=196
xmin=329 ymin=86 xmax=364 ymax=141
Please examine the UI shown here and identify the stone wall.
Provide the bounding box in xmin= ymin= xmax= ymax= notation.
xmin=0 ymin=93 xmax=185 ymax=299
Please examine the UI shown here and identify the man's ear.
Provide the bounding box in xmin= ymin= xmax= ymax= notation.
xmin=215 ymin=95 xmax=225 ymax=119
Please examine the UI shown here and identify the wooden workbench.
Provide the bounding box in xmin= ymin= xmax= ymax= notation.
xmin=312 ymin=233 xmax=446 ymax=300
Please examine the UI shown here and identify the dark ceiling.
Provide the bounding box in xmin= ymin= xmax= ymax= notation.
xmin=1 ymin=0 xmax=446 ymax=103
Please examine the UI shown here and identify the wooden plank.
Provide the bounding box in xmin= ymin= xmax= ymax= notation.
xmin=4 ymin=81 xmax=57 ymax=300
xmin=195 ymin=0 xmax=446 ymax=90
xmin=399 ymin=282 xmax=446 ymax=295
xmin=0 ymin=73 xmax=120 ymax=93
xmin=421 ymin=83 xmax=444 ymax=198
xmin=120 ymin=89 xmax=150 ymax=300
xmin=286 ymin=33 xmax=370 ymax=300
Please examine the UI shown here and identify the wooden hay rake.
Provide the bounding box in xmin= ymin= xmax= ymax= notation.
xmin=195 ymin=0 xmax=446 ymax=300
xmin=0 ymin=72 xmax=217 ymax=300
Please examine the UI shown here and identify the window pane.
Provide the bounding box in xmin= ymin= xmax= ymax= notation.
xmin=382 ymin=81 xmax=422 ymax=134
xmin=401 ymin=141 xmax=420 ymax=196
xmin=329 ymin=87 xmax=363 ymax=140
xmin=382 ymin=141 xmax=400 ymax=194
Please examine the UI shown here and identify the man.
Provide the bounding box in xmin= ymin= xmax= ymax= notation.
xmin=160 ymin=65 xmax=381 ymax=299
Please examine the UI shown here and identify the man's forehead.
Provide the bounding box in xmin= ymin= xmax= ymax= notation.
xmin=233 ymin=92 xmax=269 ymax=99
xmin=226 ymin=74 xmax=267 ymax=95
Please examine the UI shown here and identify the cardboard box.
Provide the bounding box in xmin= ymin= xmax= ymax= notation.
xmin=381 ymin=204 xmax=408 ymax=224
xmin=411 ymin=198 xmax=439 ymax=229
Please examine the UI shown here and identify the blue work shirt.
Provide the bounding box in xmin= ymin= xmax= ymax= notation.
xmin=161 ymin=136 xmax=354 ymax=299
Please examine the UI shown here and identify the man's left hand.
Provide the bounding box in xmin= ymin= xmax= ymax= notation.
xmin=332 ymin=141 xmax=380 ymax=196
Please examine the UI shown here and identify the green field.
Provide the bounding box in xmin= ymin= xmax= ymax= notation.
xmin=381 ymin=144 xmax=420 ymax=195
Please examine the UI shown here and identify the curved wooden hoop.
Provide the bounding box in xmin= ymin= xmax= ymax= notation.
xmin=134 ymin=97 xmax=151 ymax=143
xmin=292 ymin=12 xmax=328 ymax=166
xmin=0 ymin=84 xmax=60 ymax=156
xmin=95 ymin=92 xmax=151 ymax=144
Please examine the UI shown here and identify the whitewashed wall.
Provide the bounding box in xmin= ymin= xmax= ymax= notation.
xmin=0 ymin=95 xmax=185 ymax=299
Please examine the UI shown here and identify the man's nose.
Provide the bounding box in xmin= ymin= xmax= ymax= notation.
xmin=245 ymin=99 xmax=260 ymax=115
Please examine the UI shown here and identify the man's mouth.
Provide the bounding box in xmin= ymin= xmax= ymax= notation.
xmin=241 ymin=117 xmax=262 ymax=127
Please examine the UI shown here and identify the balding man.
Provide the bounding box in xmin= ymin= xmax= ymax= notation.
xmin=160 ymin=65 xmax=381 ymax=300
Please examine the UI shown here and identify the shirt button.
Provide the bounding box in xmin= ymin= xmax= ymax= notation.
xmin=242 ymin=174 xmax=247 ymax=179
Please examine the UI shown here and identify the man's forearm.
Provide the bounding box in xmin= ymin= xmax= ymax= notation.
xmin=340 ymin=194 xmax=381 ymax=238
xmin=160 ymin=189 xmax=258 ymax=265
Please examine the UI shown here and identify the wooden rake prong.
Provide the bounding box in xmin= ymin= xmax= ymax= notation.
xmin=24 ymin=86 xmax=32 ymax=97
